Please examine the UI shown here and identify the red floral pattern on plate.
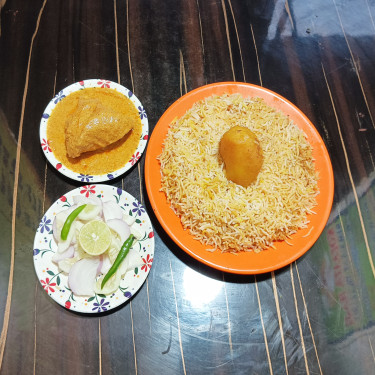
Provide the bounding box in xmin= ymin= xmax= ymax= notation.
xmin=41 ymin=139 xmax=51 ymax=152
xmin=141 ymin=254 xmax=153 ymax=272
xmin=80 ymin=185 xmax=96 ymax=197
xmin=130 ymin=152 xmax=141 ymax=165
xmin=41 ymin=277 xmax=56 ymax=293
xmin=98 ymin=79 xmax=111 ymax=88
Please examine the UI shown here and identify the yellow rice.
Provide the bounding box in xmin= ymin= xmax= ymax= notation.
xmin=159 ymin=94 xmax=319 ymax=253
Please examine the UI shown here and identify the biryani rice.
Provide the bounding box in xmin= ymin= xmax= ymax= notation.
xmin=159 ymin=94 xmax=319 ymax=253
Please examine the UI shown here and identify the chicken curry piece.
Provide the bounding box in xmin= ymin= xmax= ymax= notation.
xmin=65 ymin=95 xmax=136 ymax=158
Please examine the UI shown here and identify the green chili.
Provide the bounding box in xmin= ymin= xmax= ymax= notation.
xmin=60 ymin=204 xmax=87 ymax=241
xmin=101 ymin=234 xmax=135 ymax=289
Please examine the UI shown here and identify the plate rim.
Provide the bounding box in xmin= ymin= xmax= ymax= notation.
xmin=39 ymin=79 xmax=149 ymax=183
xmin=144 ymin=81 xmax=334 ymax=275
xmin=33 ymin=184 xmax=155 ymax=313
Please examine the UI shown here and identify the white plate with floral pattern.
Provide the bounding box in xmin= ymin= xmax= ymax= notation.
xmin=40 ymin=79 xmax=149 ymax=183
xmin=33 ymin=184 xmax=154 ymax=313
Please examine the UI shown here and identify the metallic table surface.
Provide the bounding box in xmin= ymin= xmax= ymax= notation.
xmin=0 ymin=0 xmax=374 ymax=374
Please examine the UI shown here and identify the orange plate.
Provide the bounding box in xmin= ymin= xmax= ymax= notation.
xmin=144 ymin=82 xmax=334 ymax=274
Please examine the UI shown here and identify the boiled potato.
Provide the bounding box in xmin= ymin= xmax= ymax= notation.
xmin=219 ymin=126 xmax=263 ymax=187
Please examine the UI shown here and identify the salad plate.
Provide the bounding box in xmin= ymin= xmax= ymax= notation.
xmin=40 ymin=79 xmax=149 ymax=183
xmin=33 ymin=184 xmax=154 ymax=313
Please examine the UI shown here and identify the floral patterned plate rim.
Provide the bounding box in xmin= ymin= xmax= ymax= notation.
xmin=39 ymin=79 xmax=149 ymax=183
xmin=33 ymin=184 xmax=154 ymax=313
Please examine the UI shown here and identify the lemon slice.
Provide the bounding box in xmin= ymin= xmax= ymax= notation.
xmin=79 ymin=220 xmax=111 ymax=256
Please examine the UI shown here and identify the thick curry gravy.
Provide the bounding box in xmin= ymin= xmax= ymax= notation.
xmin=47 ymin=87 xmax=142 ymax=175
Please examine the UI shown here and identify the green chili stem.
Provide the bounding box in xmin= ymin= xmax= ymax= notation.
xmin=101 ymin=234 xmax=135 ymax=289
xmin=60 ymin=204 xmax=87 ymax=241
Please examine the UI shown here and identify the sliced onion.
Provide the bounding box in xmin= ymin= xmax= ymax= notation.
xmin=97 ymin=255 xmax=104 ymax=274
xmin=97 ymin=253 xmax=112 ymax=275
xmin=52 ymin=217 xmax=58 ymax=243
xmin=52 ymin=205 xmax=77 ymax=243
xmin=75 ymin=245 xmax=87 ymax=260
xmin=119 ymin=247 xmax=143 ymax=276
xmin=107 ymin=219 xmax=130 ymax=244
xmin=58 ymin=256 xmax=79 ymax=274
xmin=72 ymin=196 xmax=103 ymax=219
xmin=57 ymin=221 xmax=76 ymax=253
xmin=123 ymin=214 xmax=136 ymax=226
xmin=52 ymin=246 xmax=75 ymax=264
xmin=73 ymin=221 xmax=84 ymax=244
xmin=73 ymin=195 xmax=102 ymax=208
xmin=103 ymin=201 xmax=123 ymax=222
xmin=130 ymin=226 xmax=143 ymax=241
xmin=94 ymin=271 xmax=121 ymax=295
xmin=77 ymin=204 xmax=102 ymax=221
xmin=107 ymin=237 xmax=122 ymax=264
xmin=68 ymin=258 xmax=100 ymax=296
